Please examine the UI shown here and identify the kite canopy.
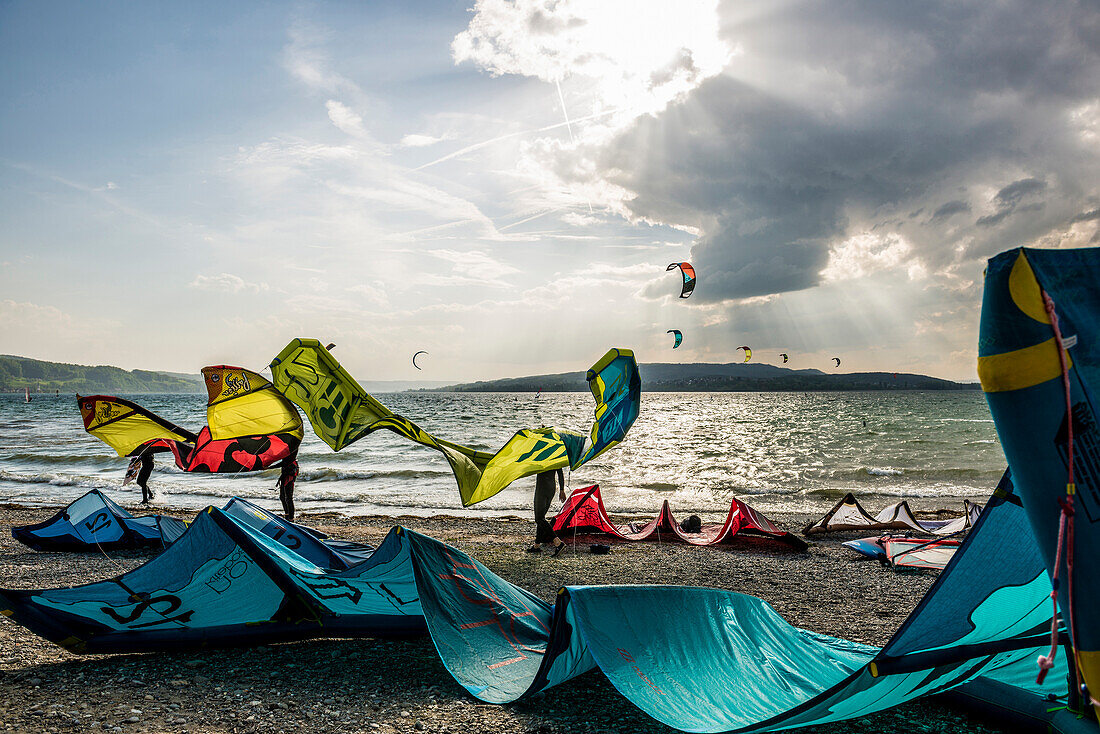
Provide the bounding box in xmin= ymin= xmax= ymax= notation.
xmin=552 ymin=485 xmax=807 ymax=551
xmin=737 ymin=345 xmax=751 ymax=362
xmin=0 ymin=475 xmax=1085 ymax=732
xmin=804 ymin=492 xmax=982 ymax=535
xmin=843 ymin=536 xmax=963 ymax=570
xmin=202 ymin=366 xmax=303 ymax=441
xmin=270 ymin=339 xmax=641 ymax=506
xmin=979 ymin=246 xmax=1100 ymax=703
xmin=412 ymin=350 xmax=428 ymax=371
xmin=779 ymin=353 xmax=788 ymax=363
xmin=666 ymin=329 xmax=682 ymax=349
xmin=12 ymin=489 xmax=187 ymax=552
xmin=80 ymin=368 xmax=303 ymax=476
xmin=78 ymin=396 xmax=197 ymax=457
xmin=833 ymin=357 xmax=842 ymax=367
xmin=666 ymin=262 xmax=696 ymax=298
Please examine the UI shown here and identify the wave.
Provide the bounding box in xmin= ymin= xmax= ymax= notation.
xmin=866 ymin=467 xmax=904 ymax=476
xmin=296 ymin=467 xmax=453 ymax=483
xmin=0 ymin=469 xmax=119 ymax=490
xmin=4 ymin=452 xmax=120 ymax=466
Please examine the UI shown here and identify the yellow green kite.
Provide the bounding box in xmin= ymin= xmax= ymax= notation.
xmin=269 ymin=339 xmax=641 ymax=506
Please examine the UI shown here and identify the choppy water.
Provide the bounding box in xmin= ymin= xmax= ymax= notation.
xmin=0 ymin=391 xmax=1003 ymax=518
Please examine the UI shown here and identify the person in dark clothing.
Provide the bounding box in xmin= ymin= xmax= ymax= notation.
xmin=277 ymin=456 xmax=299 ymax=520
xmin=528 ymin=467 xmax=567 ymax=555
xmin=135 ymin=453 xmax=154 ymax=504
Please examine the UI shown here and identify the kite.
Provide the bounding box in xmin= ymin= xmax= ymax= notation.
xmin=12 ymin=489 xmax=188 ymax=552
xmin=978 ymin=246 xmax=1100 ymax=701
xmin=666 ymin=262 xmax=696 ymax=299
xmin=412 ymin=351 xmax=428 ymax=371
xmin=804 ymin=493 xmax=981 ymax=535
xmin=270 ymin=339 xmax=641 ymax=506
xmin=552 ymin=485 xmax=806 ymax=551
xmin=79 ymin=367 xmax=304 ymax=479
xmin=0 ymin=471 xmax=1083 ymax=732
xmin=832 ymin=357 xmax=842 ymax=367
xmin=666 ymin=329 xmax=682 ymax=349
xmin=779 ymin=353 xmax=788 ymax=363
xmin=737 ymin=345 xmax=751 ymax=362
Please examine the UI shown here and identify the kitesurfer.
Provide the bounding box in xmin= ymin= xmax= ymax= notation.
xmin=134 ymin=453 xmax=154 ymax=504
xmin=277 ymin=455 xmax=300 ymax=520
xmin=528 ymin=468 xmax=567 ymax=555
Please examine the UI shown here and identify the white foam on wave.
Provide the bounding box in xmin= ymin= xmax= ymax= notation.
xmin=866 ymin=467 xmax=904 ymax=476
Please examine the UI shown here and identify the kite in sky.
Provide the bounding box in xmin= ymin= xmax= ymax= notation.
xmin=779 ymin=353 xmax=789 ymax=363
xmin=666 ymin=262 xmax=696 ymax=299
xmin=832 ymin=357 xmax=842 ymax=368
xmin=412 ymin=351 xmax=428 ymax=370
xmin=667 ymin=329 xmax=682 ymax=349
xmin=738 ymin=346 xmax=752 ymax=362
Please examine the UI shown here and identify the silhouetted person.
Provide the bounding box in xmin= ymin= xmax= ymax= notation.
xmin=528 ymin=467 xmax=566 ymax=555
xmin=277 ymin=455 xmax=299 ymax=520
xmin=127 ymin=453 xmax=155 ymax=504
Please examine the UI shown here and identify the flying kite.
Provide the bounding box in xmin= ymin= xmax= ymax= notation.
xmin=666 ymin=262 xmax=696 ymax=299
xmin=832 ymin=357 xmax=842 ymax=367
xmin=666 ymin=330 xmax=682 ymax=349
xmin=412 ymin=351 xmax=428 ymax=371
xmin=270 ymin=339 xmax=641 ymax=506
xmin=779 ymin=353 xmax=789 ymax=363
xmin=737 ymin=346 xmax=752 ymax=362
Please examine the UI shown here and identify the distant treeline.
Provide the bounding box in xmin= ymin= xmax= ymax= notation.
xmin=0 ymin=355 xmax=202 ymax=394
xmin=424 ymin=362 xmax=979 ymax=393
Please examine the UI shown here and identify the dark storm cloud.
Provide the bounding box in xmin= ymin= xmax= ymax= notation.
xmin=602 ymin=0 xmax=1100 ymax=301
xmin=931 ymin=200 xmax=970 ymax=221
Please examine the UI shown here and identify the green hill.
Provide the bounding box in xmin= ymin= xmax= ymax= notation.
xmin=0 ymin=355 xmax=203 ymax=394
xmin=427 ymin=362 xmax=977 ymax=392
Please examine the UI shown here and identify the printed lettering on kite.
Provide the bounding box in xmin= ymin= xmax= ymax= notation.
xmin=666 ymin=262 xmax=696 ymax=299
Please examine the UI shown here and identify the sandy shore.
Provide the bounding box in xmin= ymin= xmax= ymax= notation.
xmin=0 ymin=502 xmax=1003 ymax=734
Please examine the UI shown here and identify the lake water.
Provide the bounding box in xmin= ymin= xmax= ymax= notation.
xmin=0 ymin=391 xmax=1003 ymax=519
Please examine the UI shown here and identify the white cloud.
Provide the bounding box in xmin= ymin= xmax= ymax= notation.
xmin=400 ymin=133 xmax=448 ymax=148
xmin=326 ymin=100 xmax=367 ymax=138
xmin=821 ymin=232 xmax=917 ymax=282
xmin=189 ymin=273 xmax=269 ymax=294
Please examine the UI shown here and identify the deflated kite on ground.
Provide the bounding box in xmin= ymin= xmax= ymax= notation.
xmin=551 ymin=485 xmax=807 ymax=551
xmin=0 ymin=471 xmax=1085 ymax=731
xmin=12 ymin=489 xmax=188 ymax=552
xmin=803 ymin=492 xmax=982 ymax=536
xmin=269 ymin=339 xmax=641 ymax=506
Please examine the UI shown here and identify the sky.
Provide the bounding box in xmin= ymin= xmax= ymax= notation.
xmin=1 ymin=0 xmax=1098 ymax=382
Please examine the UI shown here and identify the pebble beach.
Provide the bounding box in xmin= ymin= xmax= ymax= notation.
xmin=0 ymin=502 xmax=1005 ymax=734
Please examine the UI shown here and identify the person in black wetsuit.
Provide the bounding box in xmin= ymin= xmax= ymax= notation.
xmin=128 ymin=453 xmax=155 ymax=504
xmin=528 ymin=467 xmax=567 ymax=555
xmin=277 ymin=455 xmax=300 ymax=520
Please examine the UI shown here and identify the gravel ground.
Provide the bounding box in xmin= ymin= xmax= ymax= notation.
xmin=0 ymin=502 xmax=1007 ymax=734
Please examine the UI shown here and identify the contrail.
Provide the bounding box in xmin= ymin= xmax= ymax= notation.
xmin=556 ymin=79 xmax=576 ymax=144
xmin=412 ymin=108 xmax=617 ymax=172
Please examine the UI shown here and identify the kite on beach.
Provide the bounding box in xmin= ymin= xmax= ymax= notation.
xmin=270 ymin=338 xmax=641 ymax=506
xmin=666 ymin=262 xmax=696 ymax=299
